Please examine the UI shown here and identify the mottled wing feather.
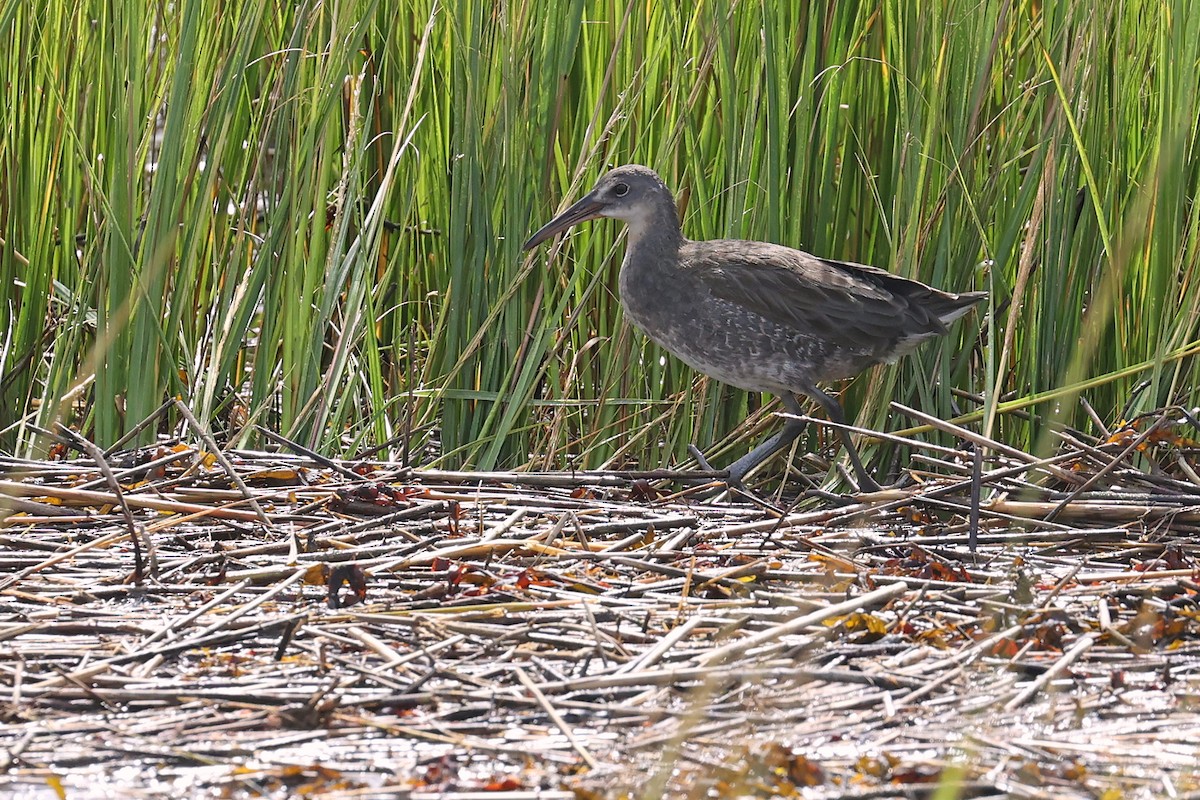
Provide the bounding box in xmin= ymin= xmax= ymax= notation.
xmin=684 ymin=240 xmax=980 ymax=359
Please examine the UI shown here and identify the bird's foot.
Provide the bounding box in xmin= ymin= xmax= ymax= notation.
xmin=686 ymin=442 xmax=897 ymax=496
xmin=845 ymin=468 xmax=916 ymax=494
xmin=686 ymin=444 xmax=747 ymax=494
xmin=686 ymin=443 xmax=721 ymax=475
xmin=855 ymin=474 xmax=885 ymax=493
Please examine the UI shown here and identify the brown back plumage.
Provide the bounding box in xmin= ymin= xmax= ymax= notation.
xmin=688 ymin=240 xmax=986 ymax=363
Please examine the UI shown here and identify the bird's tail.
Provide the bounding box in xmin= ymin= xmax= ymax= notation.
xmin=936 ymin=291 xmax=988 ymax=326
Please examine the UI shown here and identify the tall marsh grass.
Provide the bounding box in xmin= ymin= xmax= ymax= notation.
xmin=2 ymin=0 xmax=1198 ymax=478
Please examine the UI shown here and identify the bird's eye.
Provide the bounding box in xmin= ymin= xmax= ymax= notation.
xmin=613 ymin=182 xmax=629 ymax=197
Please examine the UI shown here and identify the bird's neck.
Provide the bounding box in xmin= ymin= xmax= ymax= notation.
xmin=624 ymin=206 xmax=684 ymax=256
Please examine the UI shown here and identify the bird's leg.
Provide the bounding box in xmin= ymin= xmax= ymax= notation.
xmin=801 ymin=384 xmax=883 ymax=492
xmin=689 ymin=395 xmax=808 ymax=486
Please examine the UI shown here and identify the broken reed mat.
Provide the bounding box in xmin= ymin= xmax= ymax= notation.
xmin=2 ymin=407 xmax=1200 ymax=799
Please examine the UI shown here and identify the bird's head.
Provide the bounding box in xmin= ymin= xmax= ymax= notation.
xmin=523 ymin=165 xmax=677 ymax=250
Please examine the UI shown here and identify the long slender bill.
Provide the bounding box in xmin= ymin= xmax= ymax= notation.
xmin=523 ymin=193 xmax=604 ymax=249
